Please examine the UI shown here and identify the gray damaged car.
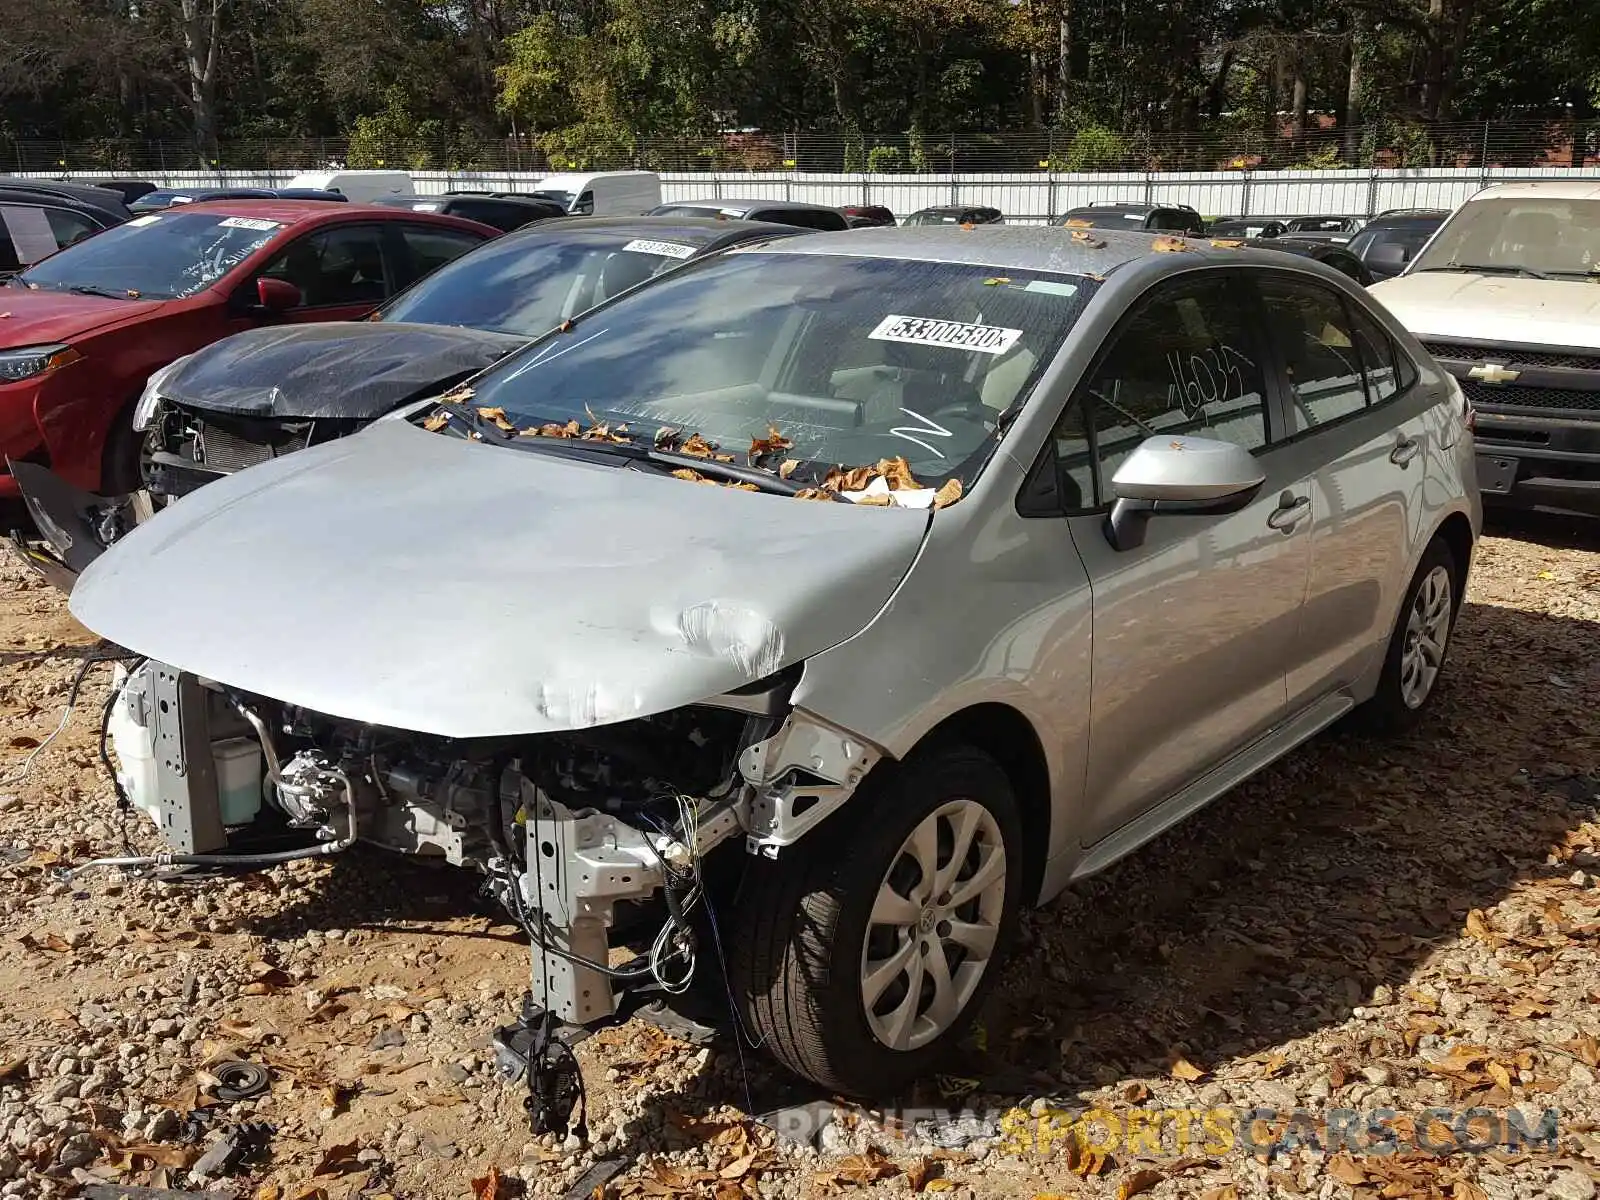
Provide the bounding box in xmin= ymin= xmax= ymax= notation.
xmin=68 ymin=227 xmax=1480 ymax=1102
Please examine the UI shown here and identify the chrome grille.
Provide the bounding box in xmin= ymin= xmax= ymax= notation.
xmin=195 ymin=424 xmax=309 ymax=473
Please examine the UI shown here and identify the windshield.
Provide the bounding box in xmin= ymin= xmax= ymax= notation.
xmin=1411 ymin=197 xmax=1600 ymax=277
xmin=17 ymin=211 xmax=282 ymax=298
xmin=1349 ymin=224 xmax=1438 ymax=260
xmin=454 ymin=252 xmax=1097 ymax=490
xmin=1288 ymin=217 xmax=1354 ymax=233
xmin=380 ymin=230 xmax=699 ymax=335
xmin=529 ymin=189 xmax=574 ymax=210
xmin=1059 ymin=210 xmax=1147 ymax=229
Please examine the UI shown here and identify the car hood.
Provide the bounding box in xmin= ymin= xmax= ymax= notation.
xmin=70 ymin=420 xmax=929 ymax=738
xmin=0 ymin=287 xmax=164 ymax=345
xmin=162 ymin=321 xmax=530 ymax=419
xmin=1370 ymin=273 xmax=1600 ymax=345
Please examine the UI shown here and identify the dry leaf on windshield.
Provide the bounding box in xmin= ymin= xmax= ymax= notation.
xmin=748 ymin=425 xmax=793 ymax=463
xmin=1152 ymin=235 xmax=1191 ymax=253
xmin=1064 ymin=218 xmax=1093 ymax=228
xmin=1209 ymin=238 xmax=1244 ymax=248
xmin=826 ymin=464 xmax=877 ymax=493
xmin=932 ymin=478 xmax=963 ymax=510
xmin=476 ymin=406 xmax=517 ymax=432
xmin=793 ymin=488 xmax=834 ymax=502
xmin=312 ymin=1141 xmax=364 ymax=1177
xmin=878 ymin=457 xmax=922 ymax=490
xmin=1169 ymin=1054 xmax=1207 ymax=1082
xmin=1117 ymin=1168 xmax=1165 ymax=1200
xmin=422 ymin=411 xmax=450 ymax=432
xmin=679 ymin=432 xmax=722 ymax=459
xmin=854 ymin=493 xmax=894 ymax=507
xmin=778 ymin=458 xmax=801 ymax=479
xmin=723 ymin=482 xmax=760 ymax=492
xmin=1070 ymin=230 xmax=1106 ymax=248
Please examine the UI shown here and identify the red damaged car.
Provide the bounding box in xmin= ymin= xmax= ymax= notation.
xmin=0 ymin=200 xmax=496 ymax=500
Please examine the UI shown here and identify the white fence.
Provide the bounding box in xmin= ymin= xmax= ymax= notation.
xmin=28 ymin=164 xmax=1600 ymax=221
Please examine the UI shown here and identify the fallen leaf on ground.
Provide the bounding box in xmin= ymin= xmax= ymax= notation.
xmin=473 ymin=1166 xmax=517 ymax=1199
xmin=1327 ymin=1154 xmax=1368 ymax=1185
xmin=1465 ymin=909 xmax=1503 ymax=946
xmin=1118 ymin=1168 xmax=1164 ymax=1199
xmin=105 ymin=1143 xmax=197 ymax=1171
xmin=312 ymin=1141 xmax=364 ymax=1176
xmin=1200 ymin=1187 xmax=1240 ymax=1200
xmin=1169 ymin=1054 xmax=1207 ymax=1081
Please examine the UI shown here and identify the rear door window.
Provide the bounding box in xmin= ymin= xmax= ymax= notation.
xmin=1259 ymin=275 xmax=1368 ymax=433
xmin=0 ymin=204 xmax=89 ymax=270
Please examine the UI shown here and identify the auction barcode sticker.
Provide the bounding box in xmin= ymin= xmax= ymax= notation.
xmin=217 ymin=216 xmax=281 ymax=232
xmin=868 ymin=314 xmax=1023 ymax=356
xmin=622 ymin=238 xmax=697 ymax=260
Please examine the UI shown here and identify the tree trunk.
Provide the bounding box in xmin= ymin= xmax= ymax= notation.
xmin=1291 ymin=71 xmax=1307 ymax=142
xmin=1056 ymin=0 xmax=1072 ymax=121
xmin=178 ymin=0 xmax=223 ymax=165
xmin=1343 ymin=18 xmax=1364 ymax=164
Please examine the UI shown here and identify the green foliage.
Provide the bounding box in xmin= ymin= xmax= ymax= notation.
xmin=1060 ymin=123 xmax=1127 ymax=171
xmin=1286 ymin=144 xmax=1347 ymax=171
xmin=866 ymin=144 xmax=903 ymax=172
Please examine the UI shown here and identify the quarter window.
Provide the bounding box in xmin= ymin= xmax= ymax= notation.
xmin=397 ymin=225 xmax=484 ymax=284
xmin=1261 ymin=277 xmax=1368 ymax=433
xmin=1349 ymin=308 xmax=1406 ymax=402
xmin=1059 ymin=273 xmax=1268 ymax=507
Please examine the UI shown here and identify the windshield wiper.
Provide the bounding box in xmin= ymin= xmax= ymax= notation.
xmin=67 ymin=284 xmax=143 ymax=300
xmin=499 ymin=433 xmax=816 ymax=497
xmin=1417 ymin=263 xmax=1551 ymax=280
xmin=430 ymin=400 xmax=515 ymax=443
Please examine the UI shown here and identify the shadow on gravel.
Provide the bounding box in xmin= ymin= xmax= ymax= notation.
xmin=1485 ymin=508 xmax=1600 ymax=552
xmin=231 ymin=844 xmax=522 ymax=944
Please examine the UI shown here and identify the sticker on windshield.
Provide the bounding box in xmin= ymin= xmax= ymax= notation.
xmin=126 ymin=214 xmax=163 ymax=227
xmin=1024 ymin=280 xmax=1079 ymax=297
xmin=622 ymin=238 xmax=696 ymax=260
xmin=868 ymin=314 xmax=1023 ymax=356
xmin=217 ymin=216 xmax=281 ymax=232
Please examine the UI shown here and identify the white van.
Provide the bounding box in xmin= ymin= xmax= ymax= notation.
xmin=284 ymin=170 xmax=414 ymax=203
xmin=525 ymin=171 xmax=661 ymax=216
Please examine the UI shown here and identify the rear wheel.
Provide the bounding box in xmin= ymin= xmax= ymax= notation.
xmin=1357 ymin=537 xmax=1460 ymax=733
xmin=730 ymin=746 xmax=1022 ymax=1096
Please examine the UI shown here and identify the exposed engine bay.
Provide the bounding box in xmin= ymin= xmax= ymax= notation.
xmin=94 ymin=658 xmax=880 ymax=1031
xmin=142 ymin=404 xmax=366 ymax=500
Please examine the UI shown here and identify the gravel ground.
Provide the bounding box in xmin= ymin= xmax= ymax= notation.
xmin=0 ymin=515 xmax=1596 ymax=1200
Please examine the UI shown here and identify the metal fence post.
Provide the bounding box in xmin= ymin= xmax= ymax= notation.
xmin=1046 ymin=127 xmax=1057 ymax=222
xmin=1367 ymin=168 xmax=1379 ymax=218
xmin=1241 ymin=170 xmax=1251 ymax=218
xmin=1479 ymin=120 xmax=1491 ymax=192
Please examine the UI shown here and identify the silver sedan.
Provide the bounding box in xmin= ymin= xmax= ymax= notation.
xmin=67 ymin=225 xmax=1480 ymax=1099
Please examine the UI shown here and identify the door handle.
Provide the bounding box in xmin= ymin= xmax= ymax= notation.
xmin=1390 ymin=435 xmax=1421 ymax=467
xmin=1267 ymin=493 xmax=1311 ymax=531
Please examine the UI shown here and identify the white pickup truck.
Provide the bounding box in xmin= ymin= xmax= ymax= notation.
xmin=1370 ymin=181 xmax=1600 ymax=517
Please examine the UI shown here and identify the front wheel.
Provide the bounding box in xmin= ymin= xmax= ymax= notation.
xmin=730 ymin=746 xmax=1023 ymax=1096
xmin=1357 ymin=537 xmax=1460 ymax=734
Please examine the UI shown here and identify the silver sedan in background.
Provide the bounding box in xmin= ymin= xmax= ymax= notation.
xmin=66 ymin=226 xmax=1479 ymax=1099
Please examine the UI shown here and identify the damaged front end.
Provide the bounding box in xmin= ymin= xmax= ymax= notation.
xmin=5 ymin=461 xmax=144 ymax=593
xmin=96 ymin=658 xmax=880 ymax=1027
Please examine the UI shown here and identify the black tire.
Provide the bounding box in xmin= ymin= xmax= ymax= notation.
xmin=730 ymin=745 xmax=1023 ymax=1096
xmin=1356 ymin=536 xmax=1460 ymax=735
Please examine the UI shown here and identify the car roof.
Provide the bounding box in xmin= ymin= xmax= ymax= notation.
xmin=664 ymin=198 xmax=841 ymax=213
xmin=495 ymin=214 xmax=807 ymax=250
xmin=1474 ymin=181 xmax=1600 ymax=201
xmin=743 ymin=224 xmax=1305 ymax=275
xmin=164 ymin=199 xmax=485 ymax=227
xmin=0 ymin=178 xmax=131 ymax=219
xmin=912 ymin=204 xmax=998 ymax=214
xmin=0 ymin=186 xmax=118 ymax=218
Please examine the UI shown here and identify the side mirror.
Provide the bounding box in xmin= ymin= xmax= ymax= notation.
xmin=1105 ymin=436 xmax=1266 ymax=551
xmin=255 ymin=277 xmax=301 ymax=313
xmin=1365 ymin=242 xmax=1409 ymax=272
